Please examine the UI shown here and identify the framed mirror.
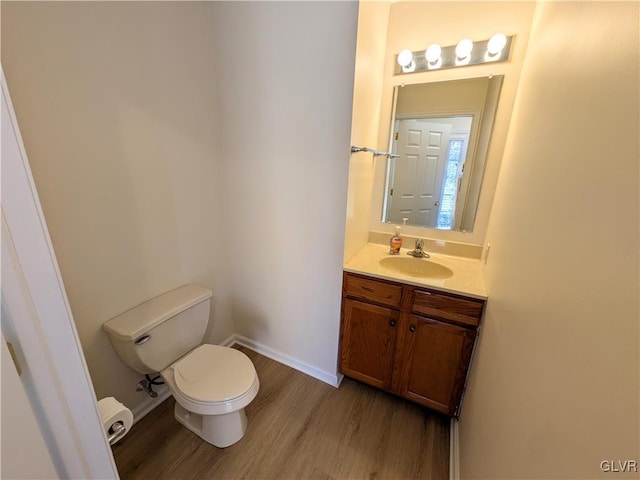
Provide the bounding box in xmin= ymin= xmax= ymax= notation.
xmin=382 ymin=75 xmax=503 ymax=232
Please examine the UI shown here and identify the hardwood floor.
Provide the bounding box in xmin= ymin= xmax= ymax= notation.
xmin=112 ymin=348 xmax=450 ymax=479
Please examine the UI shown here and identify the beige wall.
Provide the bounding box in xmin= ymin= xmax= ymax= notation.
xmin=209 ymin=2 xmax=358 ymax=380
xmin=368 ymin=1 xmax=536 ymax=245
xmin=2 ymin=2 xmax=231 ymax=409
xmin=459 ymin=2 xmax=640 ymax=478
xmin=344 ymin=1 xmax=391 ymax=262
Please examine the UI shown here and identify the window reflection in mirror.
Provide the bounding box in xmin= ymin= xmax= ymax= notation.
xmin=382 ymin=75 xmax=503 ymax=232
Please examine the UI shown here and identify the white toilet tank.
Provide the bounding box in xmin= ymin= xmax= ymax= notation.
xmin=103 ymin=284 xmax=213 ymax=374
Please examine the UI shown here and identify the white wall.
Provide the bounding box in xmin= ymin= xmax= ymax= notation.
xmin=210 ymin=1 xmax=358 ymax=382
xmin=367 ymin=1 xmax=536 ymax=245
xmin=1 ymin=2 xmax=230 ymax=410
xmin=344 ymin=1 xmax=391 ymax=262
xmin=459 ymin=2 xmax=639 ymax=478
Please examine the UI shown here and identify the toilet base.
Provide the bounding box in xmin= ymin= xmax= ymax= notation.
xmin=173 ymin=401 xmax=248 ymax=448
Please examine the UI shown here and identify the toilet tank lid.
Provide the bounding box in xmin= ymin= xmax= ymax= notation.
xmin=102 ymin=284 xmax=212 ymax=341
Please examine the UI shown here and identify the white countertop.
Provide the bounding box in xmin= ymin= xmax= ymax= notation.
xmin=344 ymin=243 xmax=487 ymax=299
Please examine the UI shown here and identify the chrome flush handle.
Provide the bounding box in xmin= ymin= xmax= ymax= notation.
xmin=134 ymin=335 xmax=151 ymax=345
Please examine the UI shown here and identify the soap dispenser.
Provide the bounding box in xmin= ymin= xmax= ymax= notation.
xmin=389 ymin=226 xmax=403 ymax=254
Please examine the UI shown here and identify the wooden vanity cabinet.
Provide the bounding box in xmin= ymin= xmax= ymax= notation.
xmin=340 ymin=299 xmax=399 ymax=390
xmin=396 ymin=315 xmax=477 ymax=415
xmin=340 ymin=272 xmax=485 ymax=417
xmin=340 ymin=274 xmax=402 ymax=390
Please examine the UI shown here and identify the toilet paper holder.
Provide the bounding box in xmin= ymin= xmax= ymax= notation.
xmin=98 ymin=396 xmax=133 ymax=445
xmin=107 ymin=421 xmax=127 ymax=445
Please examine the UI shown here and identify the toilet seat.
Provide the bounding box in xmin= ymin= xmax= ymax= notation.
xmin=174 ymin=344 xmax=257 ymax=402
xmin=161 ymin=344 xmax=259 ymax=416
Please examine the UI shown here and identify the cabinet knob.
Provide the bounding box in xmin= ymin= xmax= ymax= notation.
xmin=409 ymin=325 xmax=416 ymax=333
xmin=389 ymin=319 xmax=396 ymax=327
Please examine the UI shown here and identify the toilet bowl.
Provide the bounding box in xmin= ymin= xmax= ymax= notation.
xmin=102 ymin=284 xmax=259 ymax=448
xmin=161 ymin=344 xmax=259 ymax=447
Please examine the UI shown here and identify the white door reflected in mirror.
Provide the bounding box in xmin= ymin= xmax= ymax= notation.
xmin=387 ymin=116 xmax=472 ymax=229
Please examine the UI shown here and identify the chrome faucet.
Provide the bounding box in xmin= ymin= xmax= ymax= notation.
xmin=407 ymin=238 xmax=430 ymax=258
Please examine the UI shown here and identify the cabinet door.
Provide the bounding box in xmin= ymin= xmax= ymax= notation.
xmin=340 ymin=299 xmax=399 ymax=390
xmin=398 ymin=314 xmax=476 ymax=416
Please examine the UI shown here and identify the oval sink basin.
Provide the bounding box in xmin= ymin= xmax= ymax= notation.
xmin=379 ymin=256 xmax=453 ymax=279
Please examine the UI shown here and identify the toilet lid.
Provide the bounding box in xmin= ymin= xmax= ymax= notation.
xmin=173 ymin=345 xmax=257 ymax=402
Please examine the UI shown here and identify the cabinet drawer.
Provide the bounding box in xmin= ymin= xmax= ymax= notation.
xmin=344 ymin=274 xmax=402 ymax=308
xmin=411 ymin=290 xmax=484 ymax=328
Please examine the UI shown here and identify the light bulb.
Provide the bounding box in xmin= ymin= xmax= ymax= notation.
xmin=487 ymin=33 xmax=507 ymax=55
xmin=397 ymin=49 xmax=413 ymax=68
xmin=455 ymin=38 xmax=473 ymax=59
xmin=425 ymin=44 xmax=442 ymax=63
xmin=402 ymin=60 xmax=416 ymax=73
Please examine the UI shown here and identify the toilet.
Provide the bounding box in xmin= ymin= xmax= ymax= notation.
xmin=102 ymin=284 xmax=259 ymax=448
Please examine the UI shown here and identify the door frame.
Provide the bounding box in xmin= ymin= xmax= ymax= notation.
xmin=1 ymin=68 xmax=119 ymax=478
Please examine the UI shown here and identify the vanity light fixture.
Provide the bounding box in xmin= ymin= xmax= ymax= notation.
xmin=395 ymin=33 xmax=513 ymax=75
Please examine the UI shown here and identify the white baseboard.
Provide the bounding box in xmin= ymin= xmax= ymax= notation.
xmin=450 ymin=417 xmax=460 ymax=480
xmin=131 ymin=385 xmax=171 ymax=424
xmin=229 ymin=334 xmax=342 ymax=387
xmin=218 ymin=334 xmax=237 ymax=348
